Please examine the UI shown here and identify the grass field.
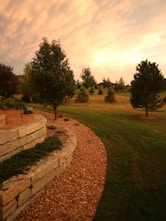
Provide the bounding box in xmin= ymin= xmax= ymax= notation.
xmin=34 ymin=94 xmax=166 ymax=221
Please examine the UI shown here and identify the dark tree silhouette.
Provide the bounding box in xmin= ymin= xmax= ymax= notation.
xmin=30 ymin=38 xmax=75 ymax=119
xmin=0 ymin=63 xmax=18 ymax=98
xmin=130 ymin=60 xmax=164 ymax=117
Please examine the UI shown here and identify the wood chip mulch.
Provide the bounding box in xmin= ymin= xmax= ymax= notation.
xmin=15 ymin=111 xmax=107 ymax=221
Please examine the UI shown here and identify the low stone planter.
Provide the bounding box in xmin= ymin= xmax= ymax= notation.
xmin=0 ymin=115 xmax=47 ymax=162
xmin=0 ymin=127 xmax=77 ymax=221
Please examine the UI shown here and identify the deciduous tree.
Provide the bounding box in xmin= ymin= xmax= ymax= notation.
xmin=115 ymin=77 xmax=125 ymax=92
xmin=30 ymin=38 xmax=75 ymax=119
xmin=80 ymin=67 xmax=96 ymax=88
xmin=18 ymin=63 xmax=34 ymax=102
xmin=0 ymin=63 xmax=18 ymax=98
xmin=103 ymin=78 xmax=112 ymax=88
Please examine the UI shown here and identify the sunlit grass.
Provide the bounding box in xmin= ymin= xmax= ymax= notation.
xmin=31 ymin=94 xmax=166 ymax=221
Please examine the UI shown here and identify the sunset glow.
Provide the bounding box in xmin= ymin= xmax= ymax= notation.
xmin=92 ymin=53 xmax=111 ymax=66
xmin=0 ymin=0 xmax=166 ymax=84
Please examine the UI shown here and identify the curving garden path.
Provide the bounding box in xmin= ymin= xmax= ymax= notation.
xmin=15 ymin=111 xmax=107 ymax=221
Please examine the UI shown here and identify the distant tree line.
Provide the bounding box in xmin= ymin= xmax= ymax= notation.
xmin=1 ymin=37 xmax=166 ymax=118
xmin=0 ymin=63 xmax=18 ymax=98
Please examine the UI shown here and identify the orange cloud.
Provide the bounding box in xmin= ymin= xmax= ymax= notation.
xmin=0 ymin=0 xmax=166 ymax=83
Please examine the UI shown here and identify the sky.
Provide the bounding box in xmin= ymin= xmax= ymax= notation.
xmin=0 ymin=0 xmax=166 ymax=84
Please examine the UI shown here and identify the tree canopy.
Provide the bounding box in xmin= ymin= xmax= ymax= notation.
xmin=30 ymin=38 xmax=75 ymax=119
xmin=130 ymin=59 xmax=165 ymax=117
xmin=17 ymin=63 xmax=34 ymax=102
xmin=80 ymin=67 xmax=96 ymax=88
xmin=115 ymin=77 xmax=125 ymax=92
xmin=0 ymin=63 xmax=18 ymax=98
xmin=102 ymin=78 xmax=112 ymax=88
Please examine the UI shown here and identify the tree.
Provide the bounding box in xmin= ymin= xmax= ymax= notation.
xmin=30 ymin=38 xmax=75 ymax=119
xmin=89 ymin=87 xmax=95 ymax=95
xmin=18 ymin=63 xmax=34 ymax=102
xmin=163 ymin=78 xmax=166 ymax=90
xmin=130 ymin=59 xmax=165 ymax=117
xmin=105 ymin=87 xmax=115 ymax=103
xmin=75 ymin=86 xmax=89 ymax=103
xmin=103 ymin=78 xmax=112 ymax=88
xmin=80 ymin=67 xmax=96 ymax=88
xmin=114 ymin=77 xmax=125 ymax=92
xmin=0 ymin=63 xmax=18 ymax=98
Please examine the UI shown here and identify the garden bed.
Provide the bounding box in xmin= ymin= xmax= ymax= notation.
xmin=0 ymin=126 xmax=77 ymax=221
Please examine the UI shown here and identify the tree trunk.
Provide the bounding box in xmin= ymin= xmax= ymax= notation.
xmin=145 ymin=106 xmax=148 ymax=118
xmin=4 ymin=91 xmax=8 ymax=99
xmin=53 ymin=104 xmax=57 ymax=120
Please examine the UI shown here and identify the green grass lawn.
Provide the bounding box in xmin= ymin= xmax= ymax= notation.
xmin=33 ymin=94 xmax=166 ymax=221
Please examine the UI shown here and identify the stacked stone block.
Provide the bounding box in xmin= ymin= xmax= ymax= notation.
xmin=0 ymin=115 xmax=47 ymax=162
xmin=0 ymin=127 xmax=77 ymax=221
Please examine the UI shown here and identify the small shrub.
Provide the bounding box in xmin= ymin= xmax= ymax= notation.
xmin=56 ymin=130 xmax=64 ymax=134
xmin=98 ymin=87 xmax=103 ymax=95
xmin=47 ymin=125 xmax=56 ymax=130
xmin=105 ymin=88 xmax=115 ymax=103
xmin=0 ymin=98 xmax=15 ymax=109
xmin=64 ymin=118 xmax=70 ymax=121
xmin=23 ymin=106 xmax=33 ymax=114
xmin=74 ymin=123 xmax=80 ymax=126
xmin=0 ymin=98 xmax=24 ymax=110
xmin=58 ymin=114 xmax=63 ymax=118
xmin=75 ymin=86 xmax=89 ymax=103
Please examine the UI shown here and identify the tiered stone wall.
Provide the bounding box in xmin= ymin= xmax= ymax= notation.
xmin=0 ymin=115 xmax=47 ymax=162
xmin=0 ymin=127 xmax=77 ymax=221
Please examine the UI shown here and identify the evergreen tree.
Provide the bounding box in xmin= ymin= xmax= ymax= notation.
xmin=130 ymin=60 xmax=164 ymax=117
xmin=75 ymin=86 xmax=89 ymax=103
xmin=105 ymin=88 xmax=115 ymax=103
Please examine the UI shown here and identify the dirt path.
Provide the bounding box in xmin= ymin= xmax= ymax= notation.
xmin=15 ymin=111 xmax=107 ymax=221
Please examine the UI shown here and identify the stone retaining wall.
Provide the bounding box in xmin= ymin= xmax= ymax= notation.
xmin=0 ymin=127 xmax=77 ymax=221
xmin=0 ymin=115 xmax=47 ymax=162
